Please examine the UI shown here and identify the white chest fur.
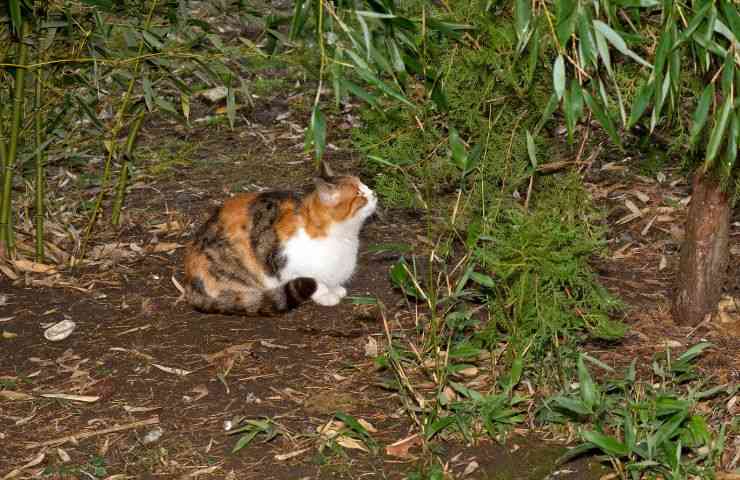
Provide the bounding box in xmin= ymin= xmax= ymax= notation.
xmin=280 ymin=226 xmax=360 ymax=288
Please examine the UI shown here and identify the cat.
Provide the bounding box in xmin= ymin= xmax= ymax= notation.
xmin=183 ymin=162 xmax=377 ymax=315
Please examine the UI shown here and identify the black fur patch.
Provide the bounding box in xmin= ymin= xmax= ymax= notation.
xmin=249 ymin=191 xmax=297 ymax=275
xmin=193 ymin=209 xmax=224 ymax=250
xmin=284 ymin=277 xmax=317 ymax=309
xmin=190 ymin=277 xmax=207 ymax=294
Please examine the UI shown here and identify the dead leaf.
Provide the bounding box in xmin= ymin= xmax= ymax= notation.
xmin=260 ymin=340 xmax=288 ymax=350
xmin=274 ymin=447 xmax=311 ymax=461
xmin=335 ymin=436 xmax=368 ymax=452
xmin=632 ymin=190 xmax=650 ymax=203
xmin=385 ymin=434 xmax=422 ymax=459
xmin=624 ymin=199 xmax=642 ymax=217
xmin=147 ymin=242 xmax=183 ymax=254
xmin=2 ymin=330 xmax=17 ymax=339
xmin=123 ymin=405 xmax=162 ymax=413
xmin=203 ymin=343 xmax=253 ymax=363
xmin=0 ymin=262 xmax=18 ymax=280
xmin=457 ymin=366 xmax=479 ymax=378
xmin=41 ymin=393 xmax=99 ymax=403
xmin=12 ymin=259 xmax=57 ymax=274
xmin=152 ymin=364 xmax=191 ymax=376
xmin=357 ymin=418 xmax=378 ymax=433
xmin=364 ymin=336 xmax=379 ymax=357
xmin=178 ymin=466 xmax=220 ymax=479
xmin=462 ymin=460 xmax=480 ymax=477
xmin=0 ymin=391 xmax=34 ymax=401
xmin=57 ymin=448 xmax=70 ymax=463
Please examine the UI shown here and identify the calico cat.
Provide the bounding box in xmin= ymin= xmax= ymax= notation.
xmin=184 ymin=162 xmax=377 ymax=315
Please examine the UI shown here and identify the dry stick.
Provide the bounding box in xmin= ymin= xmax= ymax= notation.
xmin=25 ymin=415 xmax=159 ymax=449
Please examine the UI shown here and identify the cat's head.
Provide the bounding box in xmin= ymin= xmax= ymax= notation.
xmin=310 ymin=162 xmax=377 ymax=225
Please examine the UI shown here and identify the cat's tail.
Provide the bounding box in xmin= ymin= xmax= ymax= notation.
xmin=185 ymin=277 xmax=317 ymax=315
xmin=260 ymin=277 xmax=317 ymax=314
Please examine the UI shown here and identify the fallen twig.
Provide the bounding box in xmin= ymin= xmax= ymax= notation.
xmin=25 ymin=415 xmax=159 ymax=449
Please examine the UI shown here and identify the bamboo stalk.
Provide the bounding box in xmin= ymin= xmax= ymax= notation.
xmin=111 ymin=111 xmax=145 ymax=227
xmin=0 ymin=21 xmax=31 ymax=256
xmin=79 ymin=0 xmax=159 ymax=259
xmin=34 ymin=43 xmax=45 ymax=261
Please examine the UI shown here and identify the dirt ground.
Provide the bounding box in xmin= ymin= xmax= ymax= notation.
xmin=2 ymin=19 xmax=740 ymax=480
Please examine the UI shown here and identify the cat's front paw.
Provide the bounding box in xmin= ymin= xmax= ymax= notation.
xmin=312 ymin=283 xmax=342 ymax=307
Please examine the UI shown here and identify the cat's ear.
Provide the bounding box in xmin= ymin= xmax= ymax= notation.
xmin=314 ymin=178 xmax=340 ymax=206
xmin=319 ymin=161 xmax=334 ymax=179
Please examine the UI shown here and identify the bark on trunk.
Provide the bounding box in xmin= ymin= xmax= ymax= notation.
xmin=672 ymin=173 xmax=731 ymax=326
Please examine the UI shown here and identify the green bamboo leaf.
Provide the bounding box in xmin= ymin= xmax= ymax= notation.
xmin=143 ymin=75 xmax=154 ymax=111
xmin=552 ymin=396 xmax=592 ymax=416
xmin=594 ymin=28 xmax=613 ymax=75
xmin=181 ymin=94 xmax=190 ymax=122
xmin=553 ymin=55 xmax=566 ymax=100
xmin=581 ymin=430 xmax=629 ymax=457
xmin=340 ymin=78 xmax=379 ymax=108
xmin=583 ymin=89 xmax=622 ymax=146
xmin=721 ymin=112 xmax=738 ymax=179
xmin=8 ymin=0 xmax=22 ymax=34
xmin=154 ymin=96 xmax=180 ymax=119
xmin=535 ymin=93 xmax=560 ymax=134
xmin=577 ymin=12 xmax=597 ymax=68
xmin=624 ymin=411 xmax=636 ymax=451
xmin=703 ymin=96 xmax=733 ymax=172
xmin=651 ymin=412 xmax=687 ymax=447
xmin=356 ymin=12 xmax=371 ymax=60
xmin=232 ymin=430 xmax=259 ymax=453
xmin=356 ymin=10 xmax=396 ymax=19
xmin=425 ymin=416 xmax=455 ymax=440
xmin=226 ymin=86 xmax=236 ymax=129
xmin=289 ymin=0 xmax=308 ymax=40
xmin=564 ymin=80 xmax=584 ymax=142
xmin=310 ymin=104 xmax=326 ymax=162
xmin=627 ymin=80 xmax=654 ymax=128
xmin=577 ymin=355 xmax=599 ymax=409
xmin=514 ymin=0 xmax=532 ymax=42
xmin=387 ymin=38 xmax=405 ymax=72
xmin=427 ymin=19 xmax=474 ymax=34
xmin=76 ymin=98 xmax=104 ymax=131
xmin=614 ymin=0 xmax=659 ymax=6
xmin=345 ymin=51 xmax=412 ymax=107
xmin=675 ymin=341 xmax=713 ymax=363
xmin=720 ymin=0 xmax=740 ymax=39
xmin=674 ymin=2 xmax=713 ymax=49
xmin=80 ymin=0 xmax=115 ymax=10
xmin=555 ymin=0 xmax=578 ymax=47
xmin=525 ymin=130 xmax=537 ymax=168
xmin=470 ymin=271 xmax=495 ymax=288
xmin=501 ymin=357 xmax=523 ymax=393
xmin=142 ymin=30 xmax=164 ymax=50
xmin=593 ymin=20 xmax=652 ymax=68
xmin=449 ymin=128 xmax=468 ymax=171
xmin=525 ymin=24 xmax=540 ymax=87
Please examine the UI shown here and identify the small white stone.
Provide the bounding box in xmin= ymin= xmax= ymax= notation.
xmin=142 ymin=427 xmax=163 ymax=444
xmin=43 ymin=320 xmax=76 ymax=342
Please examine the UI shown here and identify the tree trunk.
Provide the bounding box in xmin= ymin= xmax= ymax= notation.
xmin=672 ymin=172 xmax=731 ymax=326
